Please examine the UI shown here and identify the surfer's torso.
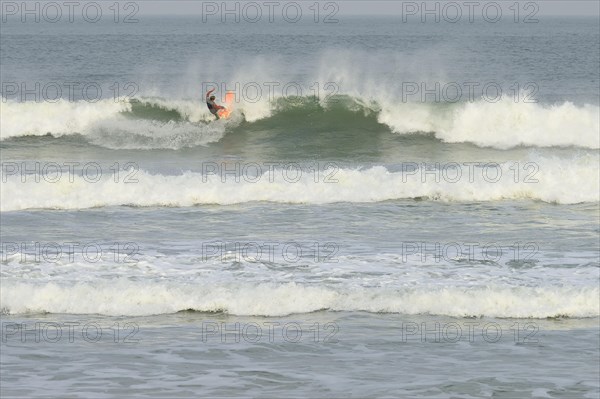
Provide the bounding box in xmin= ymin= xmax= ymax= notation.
xmin=206 ymin=98 xmax=218 ymax=114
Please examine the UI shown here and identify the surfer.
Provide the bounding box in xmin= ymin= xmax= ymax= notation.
xmin=206 ymin=88 xmax=226 ymax=120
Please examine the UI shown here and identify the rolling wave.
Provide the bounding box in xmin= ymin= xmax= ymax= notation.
xmin=2 ymin=279 xmax=597 ymax=318
xmin=1 ymin=96 xmax=598 ymax=150
xmin=2 ymin=154 xmax=598 ymax=210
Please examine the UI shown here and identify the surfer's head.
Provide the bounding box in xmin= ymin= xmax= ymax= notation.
xmin=210 ymin=96 xmax=216 ymax=101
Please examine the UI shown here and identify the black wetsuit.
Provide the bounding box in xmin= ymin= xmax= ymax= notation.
xmin=206 ymin=98 xmax=219 ymax=119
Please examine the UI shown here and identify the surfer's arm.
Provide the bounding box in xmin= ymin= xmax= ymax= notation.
xmin=206 ymin=88 xmax=215 ymax=99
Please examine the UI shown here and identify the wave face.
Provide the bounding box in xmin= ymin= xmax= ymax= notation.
xmin=0 ymin=98 xmax=228 ymax=149
xmin=2 ymin=154 xmax=598 ymax=211
xmin=2 ymin=96 xmax=599 ymax=150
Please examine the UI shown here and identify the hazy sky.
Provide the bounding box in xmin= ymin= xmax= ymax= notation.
xmin=135 ymin=1 xmax=600 ymax=16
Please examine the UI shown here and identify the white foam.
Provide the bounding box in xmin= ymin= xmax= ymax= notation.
xmin=314 ymin=48 xmax=600 ymax=149
xmin=0 ymin=97 xmax=233 ymax=149
xmin=3 ymin=92 xmax=598 ymax=150
xmin=84 ymin=117 xmax=227 ymax=150
xmin=1 ymin=154 xmax=598 ymax=211
xmin=1 ymin=279 xmax=597 ymax=318
xmin=0 ymin=98 xmax=131 ymax=139
xmin=378 ymin=99 xmax=600 ymax=149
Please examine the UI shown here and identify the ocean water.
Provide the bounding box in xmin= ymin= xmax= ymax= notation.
xmin=1 ymin=6 xmax=599 ymax=399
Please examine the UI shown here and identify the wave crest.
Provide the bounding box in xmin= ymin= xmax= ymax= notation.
xmin=2 ymin=280 xmax=597 ymax=318
xmin=2 ymin=154 xmax=597 ymax=211
xmin=2 ymin=96 xmax=598 ymax=150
